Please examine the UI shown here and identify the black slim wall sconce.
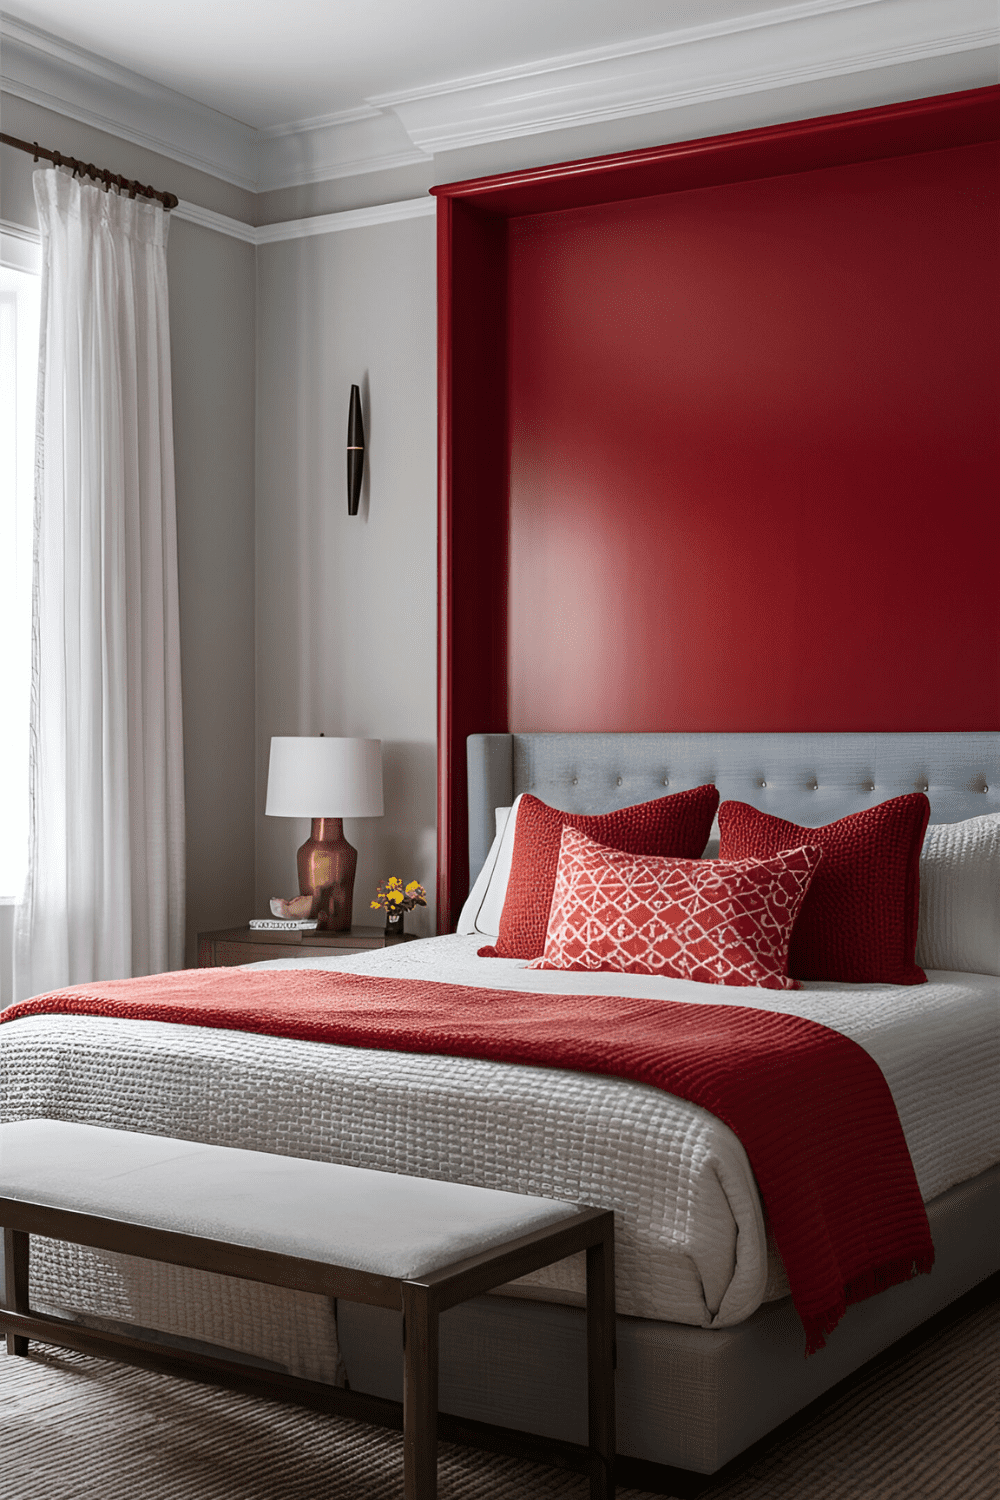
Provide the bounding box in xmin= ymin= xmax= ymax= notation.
xmin=347 ymin=385 xmax=365 ymax=516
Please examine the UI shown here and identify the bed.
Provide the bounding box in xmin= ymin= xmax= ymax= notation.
xmin=1 ymin=730 xmax=998 ymax=1479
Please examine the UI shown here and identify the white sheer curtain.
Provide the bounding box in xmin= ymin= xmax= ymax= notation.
xmin=14 ymin=169 xmax=185 ymax=1000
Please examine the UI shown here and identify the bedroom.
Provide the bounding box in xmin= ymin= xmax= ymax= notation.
xmin=0 ymin=2 xmax=997 ymax=1497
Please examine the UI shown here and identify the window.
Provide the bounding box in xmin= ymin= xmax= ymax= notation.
xmin=0 ymin=253 xmax=40 ymax=901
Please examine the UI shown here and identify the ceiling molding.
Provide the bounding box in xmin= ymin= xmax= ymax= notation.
xmin=253 ymin=195 xmax=435 ymax=244
xmin=372 ymin=0 xmax=998 ymax=153
xmin=255 ymin=111 xmax=429 ymax=191
xmin=172 ymin=199 xmax=258 ymax=243
xmin=259 ymin=104 xmax=383 ymax=138
xmin=2 ymin=0 xmax=996 ymax=196
xmin=374 ymin=0 xmax=883 ymax=106
xmin=0 ymin=14 xmax=257 ymax=190
xmin=0 ymin=195 xmax=434 ymax=250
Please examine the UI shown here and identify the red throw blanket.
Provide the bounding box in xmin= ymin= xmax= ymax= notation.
xmin=3 ymin=968 xmax=934 ymax=1353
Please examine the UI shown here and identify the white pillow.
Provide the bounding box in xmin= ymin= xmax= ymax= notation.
xmin=916 ymin=812 xmax=999 ymax=976
xmin=456 ymin=800 xmax=517 ymax=935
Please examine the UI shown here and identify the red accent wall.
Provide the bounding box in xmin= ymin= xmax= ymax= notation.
xmin=507 ymin=142 xmax=999 ymax=734
xmin=433 ymin=89 xmax=1000 ymax=928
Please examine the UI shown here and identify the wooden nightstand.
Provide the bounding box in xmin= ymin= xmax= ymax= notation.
xmin=196 ymin=926 xmax=417 ymax=968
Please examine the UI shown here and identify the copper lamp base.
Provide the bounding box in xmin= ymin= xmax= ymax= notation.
xmin=297 ymin=818 xmax=357 ymax=931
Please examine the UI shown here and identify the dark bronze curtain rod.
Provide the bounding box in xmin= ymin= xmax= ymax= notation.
xmin=0 ymin=131 xmax=178 ymax=210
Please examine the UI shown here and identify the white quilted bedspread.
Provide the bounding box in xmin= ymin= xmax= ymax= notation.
xmin=1 ymin=936 xmax=996 ymax=1382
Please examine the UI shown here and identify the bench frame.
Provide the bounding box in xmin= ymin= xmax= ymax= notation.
xmin=1 ymin=1195 xmax=616 ymax=1500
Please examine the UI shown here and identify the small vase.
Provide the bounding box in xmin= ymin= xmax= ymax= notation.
xmin=384 ymin=908 xmax=405 ymax=938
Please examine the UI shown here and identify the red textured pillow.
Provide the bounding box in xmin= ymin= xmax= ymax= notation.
xmin=527 ymin=825 xmax=822 ymax=990
xmin=718 ymin=794 xmax=930 ymax=985
xmin=478 ymin=784 xmax=719 ymax=960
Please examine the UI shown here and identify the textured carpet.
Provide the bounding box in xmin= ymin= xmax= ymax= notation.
xmin=0 ymin=1286 xmax=995 ymax=1500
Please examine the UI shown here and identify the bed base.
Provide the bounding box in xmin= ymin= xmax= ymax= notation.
xmin=452 ymin=729 xmax=1000 ymax=1470
xmin=337 ymin=1162 xmax=999 ymax=1475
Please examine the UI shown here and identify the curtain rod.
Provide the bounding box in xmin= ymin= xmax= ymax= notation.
xmin=0 ymin=132 xmax=178 ymax=210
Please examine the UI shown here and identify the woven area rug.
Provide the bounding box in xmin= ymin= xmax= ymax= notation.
xmin=0 ymin=1286 xmax=996 ymax=1500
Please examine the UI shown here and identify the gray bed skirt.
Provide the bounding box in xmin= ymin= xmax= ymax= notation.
xmin=338 ymin=1162 xmax=999 ymax=1474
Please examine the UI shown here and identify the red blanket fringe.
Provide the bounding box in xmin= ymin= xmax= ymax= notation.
xmin=3 ymin=967 xmax=935 ymax=1353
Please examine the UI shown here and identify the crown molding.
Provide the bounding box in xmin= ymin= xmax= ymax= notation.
xmin=0 ymin=14 xmax=257 ymax=190
xmin=2 ymin=0 xmax=996 ymax=196
xmin=255 ymin=110 xmax=429 ymax=191
xmin=0 ymin=195 xmax=434 ymax=250
xmin=172 ymin=198 xmax=258 ymax=243
xmin=259 ymin=104 xmax=382 ymax=137
xmin=372 ymin=0 xmax=998 ymax=153
xmin=253 ymin=195 xmax=435 ymax=244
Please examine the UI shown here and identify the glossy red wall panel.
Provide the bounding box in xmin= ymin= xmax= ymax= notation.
xmin=507 ymin=142 xmax=999 ymax=733
xmin=434 ymin=91 xmax=1000 ymax=926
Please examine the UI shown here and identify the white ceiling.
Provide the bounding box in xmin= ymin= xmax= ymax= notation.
xmin=2 ymin=0 xmax=995 ymax=200
xmin=0 ymin=0 xmax=873 ymax=130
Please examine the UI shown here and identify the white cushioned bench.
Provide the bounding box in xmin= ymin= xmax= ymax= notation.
xmin=0 ymin=1120 xmax=615 ymax=1499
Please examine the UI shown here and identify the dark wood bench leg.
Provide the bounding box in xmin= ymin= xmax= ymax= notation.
xmin=402 ymin=1281 xmax=438 ymax=1500
xmin=4 ymin=1228 xmax=30 ymax=1356
xmin=586 ymin=1223 xmax=617 ymax=1499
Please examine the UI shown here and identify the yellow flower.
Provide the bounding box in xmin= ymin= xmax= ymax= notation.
xmin=386 ymin=876 xmax=402 ymax=889
xmin=370 ymin=900 xmax=380 ymax=909
xmin=388 ymin=890 xmax=403 ymax=905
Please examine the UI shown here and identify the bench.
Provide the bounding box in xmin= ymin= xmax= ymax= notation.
xmin=0 ymin=1119 xmax=616 ymax=1499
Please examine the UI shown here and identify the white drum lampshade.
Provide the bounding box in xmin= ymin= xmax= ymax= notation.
xmin=266 ymin=737 xmax=384 ymax=819
xmin=265 ymin=737 xmax=383 ymax=931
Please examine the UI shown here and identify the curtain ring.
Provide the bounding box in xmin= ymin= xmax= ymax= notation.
xmin=32 ymin=141 xmax=40 ymax=162
xmin=52 ymin=149 xmax=62 ymax=169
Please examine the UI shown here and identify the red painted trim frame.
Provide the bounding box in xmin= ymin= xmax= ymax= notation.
xmin=431 ymin=86 xmax=1000 ymax=216
xmin=436 ymin=196 xmax=454 ymax=933
xmin=435 ymin=200 xmax=509 ymax=929
xmin=432 ymin=86 xmax=1000 ymax=931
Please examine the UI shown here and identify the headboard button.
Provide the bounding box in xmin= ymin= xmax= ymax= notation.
xmin=616 ymin=777 xmax=622 ymax=786
xmin=759 ymin=780 xmax=767 ymax=788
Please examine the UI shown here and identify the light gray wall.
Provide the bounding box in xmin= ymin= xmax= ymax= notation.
xmin=254 ymin=218 xmax=438 ymax=934
xmin=0 ymin=93 xmax=257 ymax=965
xmin=169 ymin=217 xmax=256 ymax=962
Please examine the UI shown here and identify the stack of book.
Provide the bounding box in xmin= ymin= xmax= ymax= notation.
xmin=249 ymin=918 xmax=319 ymax=932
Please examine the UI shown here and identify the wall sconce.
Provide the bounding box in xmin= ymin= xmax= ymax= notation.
xmin=347 ymin=384 xmax=365 ymax=515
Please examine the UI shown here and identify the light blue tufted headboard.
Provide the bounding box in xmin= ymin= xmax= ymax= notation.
xmin=467 ymin=732 xmax=999 ymax=889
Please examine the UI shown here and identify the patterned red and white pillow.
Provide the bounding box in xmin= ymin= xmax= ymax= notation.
xmin=526 ymin=825 xmax=823 ymax=990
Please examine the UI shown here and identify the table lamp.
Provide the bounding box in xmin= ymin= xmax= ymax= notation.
xmin=265 ymin=736 xmax=384 ymax=931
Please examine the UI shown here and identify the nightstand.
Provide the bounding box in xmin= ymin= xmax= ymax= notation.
xmin=196 ymin=926 xmax=417 ymax=967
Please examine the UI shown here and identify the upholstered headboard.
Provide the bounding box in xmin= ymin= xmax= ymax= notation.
xmin=467 ymin=732 xmax=999 ymax=886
